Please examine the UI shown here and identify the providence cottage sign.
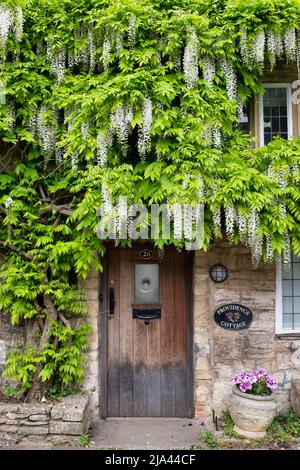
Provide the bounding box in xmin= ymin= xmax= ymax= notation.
xmin=214 ymin=304 xmax=253 ymax=331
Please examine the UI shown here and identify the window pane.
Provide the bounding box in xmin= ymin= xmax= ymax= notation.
xmin=281 ymin=253 xmax=300 ymax=331
xmin=263 ymin=87 xmax=288 ymax=144
xmin=294 ymin=315 xmax=300 ymax=328
xmin=134 ymin=264 xmax=159 ymax=304
xmin=283 ymin=297 xmax=293 ymax=313
xmin=283 ymin=314 xmax=293 ymax=329
xmin=283 ymin=280 xmax=293 ymax=296
xmin=293 ymin=280 xmax=300 ymax=294
xmin=282 ymin=266 xmax=292 ymax=279
xmin=293 ymin=297 xmax=300 ymax=314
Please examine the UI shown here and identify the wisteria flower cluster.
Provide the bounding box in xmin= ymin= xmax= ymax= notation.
xmin=232 ymin=369 xmax=278 ymax=395
xmin=0 ymin=5 xmax=23 ymax=59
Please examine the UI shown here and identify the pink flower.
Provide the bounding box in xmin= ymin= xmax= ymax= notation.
xmin=267 ymin=379 xmax=278 ymax=390
xmin=231 ymin=374 xmax=240 ymax=385
xmin=255 ymin=368 xmax=267 ymax=379
xmin=239 ymin=381 xmax=252 ymax=392
xmin=247 ymin=373 xmax=257 ymax=384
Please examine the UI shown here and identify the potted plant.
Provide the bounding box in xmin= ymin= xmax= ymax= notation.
xmin=228 ymin=368 xmax=278 ymax=438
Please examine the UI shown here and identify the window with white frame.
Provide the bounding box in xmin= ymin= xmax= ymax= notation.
xmin=276 ymin=256 xmax=300 ymax=334
xmin=259 ymin=84 xmax=292 ymax=146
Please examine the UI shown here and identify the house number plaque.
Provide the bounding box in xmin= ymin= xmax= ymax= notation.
xmin=214 ymin=304 xmax=252 ymax=331
xmin=140 ymin=249 xmax=153 ymax=259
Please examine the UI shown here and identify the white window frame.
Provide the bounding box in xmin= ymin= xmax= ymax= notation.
xmin=276 ymin=261 xmax=300 ymax=334
xmin=259 ymin=83 xmax=293 ymax=147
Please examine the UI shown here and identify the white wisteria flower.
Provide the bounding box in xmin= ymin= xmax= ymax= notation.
xmin=283 ymin=234 xmax=291 ymax=269
xmin=4 ymin=196 xmax=14 ymax=210
xmin=212 ymin=207 xmax=222 ymax=237
xmin=97 ymin=128 xmax=113 ymax=166
xmin=88 ymin=30 xmax=96 ymax=70
xmin=220 ymin=59 xmax=237 ymax=101
xmin=202 ymin=57 xmax=215 ymax=88
xmin=183 ymin=27 xmax=199 ymax=90
xmin=170 ymin=205 xmax=183 ymax=240
xmin=128 ymin=14 xmax=136 ymax=48
xmin=137 ymin=98 xmax=152 ymax=159
xmin=265 ymin=236 xmax=274 ymax=263
xmin=71 ymin=151 xmax=79 ymax=171
xmin=81 ymin=122 xmax=90 ymax=140
xmin=115 ymin=32 xmax=124 ymax=53
xmin=253 ymin=30 xmax=265 ymax=71
xmin=225 ymin=205 xmax=236 ymax=242
xmin=240 ymin=31 xmax=253 ymax=67
xmin=49 ymin=47 xmax=66 ymax=84
xmin=111 ymin=104 xmax=133 ymax=155
xmin=102 ymin=35 xmax=111 ymax=70
xmin=267 ymin=30 xmax=283 ymax=70
xmin=183 ymin=205 xmax=194 ymax=241
xmin=284 ymin=28 xmax=296 ymax=63
xmin=237 ymin=210 xmax=248 ymax=243
xmin=0 ymin=5 xmax=12 ymax=57
xmin=212 ymin=125 xmax=221 ymax=148
xmin=14 ymin=6 xmax=23 ymax=43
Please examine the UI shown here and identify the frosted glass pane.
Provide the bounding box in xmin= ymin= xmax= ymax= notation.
xmin=294 ymin=315 xmax=300 ymax=328
xmin=283 ymin=314 xmax=293 ymax=329
xmin=292 ymin=253 xmax=300 ymax=262
xmin=282 ymin=266 xmax=292 ymax=279
xmin=283 ymin=297 xmax=293 ymax=314
xmin=135 ymin=264 xmax=159 ymax=304
xmin=293 ymin=297 xmax=300 ymax=314
xmin=293 ymin=280 xmax=300 ymax=294
xmin=282 ymin=280 xmax=292 ymax=296
xmin=293 ymin=263 xmax=300 ymax=279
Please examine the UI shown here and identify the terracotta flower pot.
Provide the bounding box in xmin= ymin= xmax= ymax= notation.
xmin=228 ymin=386 xmax=277 ymax=438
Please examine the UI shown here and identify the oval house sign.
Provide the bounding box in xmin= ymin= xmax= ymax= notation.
xmin=214 ymin=304 xmax=252 ymax=331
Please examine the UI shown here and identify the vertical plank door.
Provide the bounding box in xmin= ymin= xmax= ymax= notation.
xmin=105 ymin=245 xmax=193 ymax=417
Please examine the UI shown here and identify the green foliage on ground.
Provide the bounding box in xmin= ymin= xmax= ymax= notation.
xmin=222 ymin=409 xmax=300 ymax=448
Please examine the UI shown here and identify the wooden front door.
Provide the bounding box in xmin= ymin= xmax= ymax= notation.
xmin=101 ymin=245 xmax=193 ymax=418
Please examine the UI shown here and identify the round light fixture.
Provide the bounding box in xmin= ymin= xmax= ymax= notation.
xmin=209 ymin=264 xmax=228 ymax=283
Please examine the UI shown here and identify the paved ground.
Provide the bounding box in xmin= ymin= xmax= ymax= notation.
xmin=0 ymin=418 xmax=206 ymax=450
xmin=90 ymin=418 xmax=205 ymax=450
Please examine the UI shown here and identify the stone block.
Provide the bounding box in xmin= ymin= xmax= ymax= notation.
xmin=49 ymin=419 xmax=88 ymax=435
xmin=19 ymin=420 xmax=49 ymax=426
xmin=215 ymin=364 xmax=233 ymax=378
xmin=0 ymin=425 xmax=18 ymax=433
xmin=194 ymin=356 xmax=211 ymax=372
xmin=0 ymin=339 xmax=6 ymax=365
xmin=18 ymin=425 xmax=49 ymax=435
xmin=241 ymin=332 xmax=273 ymax=360
xmin=275 ymin=391 xmax=290 ymax=416
xmin=28 ymin=414 xmax=49 ymax=422
xmin=290 ymin=379 xmax=300 ymax=417
xmin=51 ymin=394 xmax=90 ymax=422
xmin=7 ymin=412 xmax=29 ymax=420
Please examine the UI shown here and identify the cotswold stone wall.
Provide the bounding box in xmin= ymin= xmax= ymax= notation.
xmin=0 ymin=394 xmax=90 ymax=440
xmin=81 ymin=269 xmax=100 ymax=416
xmin=194 ymin=241 xmax=300 ymax=421
xmin=0 ymin=313 xmax=25 ymax=386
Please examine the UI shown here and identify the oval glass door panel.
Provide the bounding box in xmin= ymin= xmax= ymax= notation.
xmin=134 ymin=263 xmax=159 ymax=304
